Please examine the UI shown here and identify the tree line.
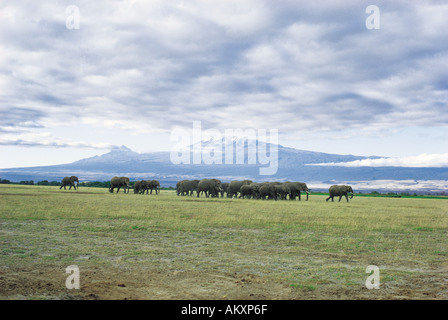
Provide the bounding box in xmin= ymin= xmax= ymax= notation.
xmin=0 ymin=178 xmax=176 ymax=190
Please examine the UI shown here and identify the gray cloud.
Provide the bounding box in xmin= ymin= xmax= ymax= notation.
xmin=0 ymin=131 xmax=116 ymax=149
xmin=0 ymin=0 xmax=446 ymax=146
xmin=0 ymin=108 xmax=45 ymax=128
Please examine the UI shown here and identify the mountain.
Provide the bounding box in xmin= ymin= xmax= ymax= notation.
xmin=1 ymin=142 xmax=447 ymax=192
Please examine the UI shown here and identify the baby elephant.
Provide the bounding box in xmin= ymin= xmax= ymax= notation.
xmin=326 ymin=185 xmax=354 ymax=202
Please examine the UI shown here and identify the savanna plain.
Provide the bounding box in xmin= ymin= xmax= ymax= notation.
xmin=0 ymin=184 xmax=447 ymax=300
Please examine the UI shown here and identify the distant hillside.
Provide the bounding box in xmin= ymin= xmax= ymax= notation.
xmin=1 ymin=142 xmax=447 ymax=192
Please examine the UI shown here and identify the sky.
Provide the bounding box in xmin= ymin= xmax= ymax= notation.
xmin=0 ymin=0 xmax=447 ymax=169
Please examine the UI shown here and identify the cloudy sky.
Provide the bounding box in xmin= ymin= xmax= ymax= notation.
xmin=0 ymin=0 xmax=447 ymax=168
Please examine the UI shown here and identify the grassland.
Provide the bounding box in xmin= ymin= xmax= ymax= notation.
xmin=0 ymin=184 xmax=447 ymax=300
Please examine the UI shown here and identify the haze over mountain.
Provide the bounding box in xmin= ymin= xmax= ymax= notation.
xmin=1 ymin=141 xmax=447 ymax=193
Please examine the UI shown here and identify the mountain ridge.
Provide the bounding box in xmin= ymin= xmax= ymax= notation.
xmin=1 ymin=142 xmax=447 ymax=192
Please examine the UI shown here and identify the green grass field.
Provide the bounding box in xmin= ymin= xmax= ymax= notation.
xmin=1 ymin=184 xmax=447 ymax=299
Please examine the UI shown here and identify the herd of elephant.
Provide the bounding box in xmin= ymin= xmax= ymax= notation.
xmin=176 ymin=179 xmax=355 ymax=202
xmin=59 ymin=176 xmax=355 ymax=202
xmin=59 ymin=176 xmax=160 ymax=195
xmin=108 ymin=176 xmax=160 ymax=194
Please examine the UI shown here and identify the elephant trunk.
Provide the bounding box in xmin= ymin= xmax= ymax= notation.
xmin=349 ymin=192 xmax=354 ymax=199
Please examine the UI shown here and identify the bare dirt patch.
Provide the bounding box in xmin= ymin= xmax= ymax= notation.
xmin=0 ymin=265 xmax=446 ymax=300
xmin=0 ymin=266 xmax=296 ymax=300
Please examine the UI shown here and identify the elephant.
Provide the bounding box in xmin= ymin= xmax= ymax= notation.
xmin=240 ymin=184 xmax=259 ymax=199
xmin=197 ymin=178 xmax=222 ymax=197
xmin=134 ymin=180 xmax=143 ymax=194
xmin=133 ymin=180 xmax=159 ymax=194
xmin=176 ymin=180 xmax=188 ymax=196
xmin=178 ymin=180 xmax=199 ymax=196
xmin=142 ymin=180 xmax=160 ymax=194
xmin=212 ymin=186 xmax=223 ymax=198
xmin=258 ymin=182 xmax=279 ymax=200
xmin=60 ymin=176 xmax=79 ymax=190
xmin=273 ymin=183 xmax=287 ymax=200
xmin=220 ymin=182 xmax=230 ymax=198
xmin=247 ymin=182 xmax=264 ymax=199
xmin=283 ymin=182 xmax=310 ymax=200
xmin=109 ymin=176 xmax=130 ymax=193
xmin=326 ymin=185 xmax=354 ymax=202
xmin=228 ymin=180 xmax=253 ymax=198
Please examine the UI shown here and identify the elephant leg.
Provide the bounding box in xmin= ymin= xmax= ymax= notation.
xmin=345 ymin=195 xmax=349 ymax=202
xmin=338 ymin=195 xmax=342 ymax=202
xmin=298 ymin=192 xmax=301 ymax=201
xmin=116 ymin=187 xmax=120 ymax=193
